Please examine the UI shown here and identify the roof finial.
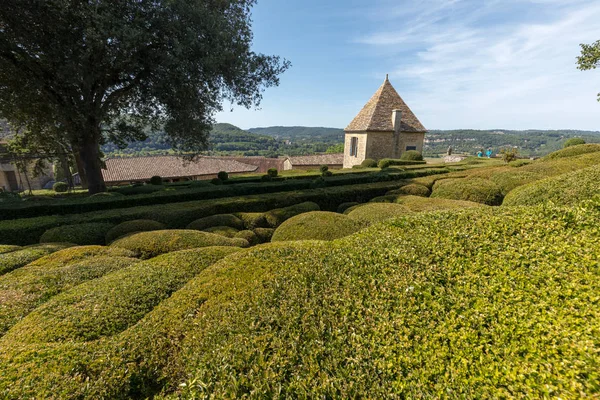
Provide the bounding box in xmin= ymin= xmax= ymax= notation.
xmin=385 ymin=73 xmax=389 ymax=81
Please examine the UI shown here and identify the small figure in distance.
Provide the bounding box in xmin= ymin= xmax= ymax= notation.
xmin=477 ymin=149 xmax=483 ymax=158
xmin=447 ymin=146 xmax=453 ymax=156
xmin=486 ymin=148 xmax=493 ymax=158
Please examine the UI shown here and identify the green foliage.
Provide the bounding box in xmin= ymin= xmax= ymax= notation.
xmin=0 ymin=245 xmax=20 ymax=254
xmin=325 ymin=143 xmax=345 ymax=154
xmin=217 ymin=171 xmax=229 ymax=181
xmin=264 ymin=202 xmax=321 ymax=228
xmin=186 ymin=214 xmax=245 ymax=231
xmin=0 ymin=243 xmax=73 ymax=276
xmin=500 ymin=148 xmax=519 ymax=163
xmin=150 ymin=176 xmax=163 ymax=185
xmin=393 ymin=195 xmax=485 ymax=212
xmin=379 ymin=158 xmax=426 ymax=168
xmin=431 ymin=178 xmax=504 ymax=205
xmin=52 ymin=182 xmax=68 ymax=193
xmin=235 ymin=213 xmax=268 ymax=229
xmin=577 ymin=40 xmax=600 ymax=101
xmin=105 ymin=219 xmax=166 ymax=243
xmin=503 ymin=164 xmax=600 ymax=206
xmin=88 ymin=192 xmax=125 ymax=200
xmin=400 ymin=150 xmax=424 ymax=161
xmin=544 ymin=143 xmax=600 ymax=159
xmin=319 ymin=165 xmax=329 ymax=174
xmin=40 ymin=223 xmax=115 ymax=246
xmin=211 ymin=178 xmax=223 ymax=185
xmin=346 ymin=203 xmax=410 ymax=224
xmin=267 ymin=168 xmax=278 ymax=178
xmin=2 ymin=247 xmax=239 ymax=345
xmin=272 ymin=212 xmax=364 ymax=242
xmin=234 ymin=230 xmax=260 ymax=246
xmin=203 ymin=226 xmax=240 ymax=238
xmin=253 ymin=228 xmax=275 ymax=243
xmin=388 ymin=183 xmax=431 ymax=197
xmin=361 ymin=159 xmax=378 ymax=168
xmin=261 ymin=174 xmax=272 ymax=182
xmin=0 ymin=192 xmax=21 ymax=204
xmin=336 ymin=202 xmax=359 ymax=214
xmin=311 ymin=176 xmax=327 ymax=188
xmin=110 ymin=230 xmax=248 ymax=259
xmin=378 ymin=159 xmax=392 ymax=169
xmin=0 ymin=254 xmax=139 ymax=336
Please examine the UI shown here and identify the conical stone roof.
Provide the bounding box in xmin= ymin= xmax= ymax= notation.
xmin=345 ymin=76 xmax=426 ymax=133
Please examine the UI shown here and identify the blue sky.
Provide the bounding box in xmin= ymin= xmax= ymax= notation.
xmin=216 ymin=0 xmax=600 ymax=131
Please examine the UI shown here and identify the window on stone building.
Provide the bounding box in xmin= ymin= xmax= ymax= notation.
xmin=350 ymin=137 xmax=358 ymax=157
xmin=406 ymin=146 xmax=417 ymax=151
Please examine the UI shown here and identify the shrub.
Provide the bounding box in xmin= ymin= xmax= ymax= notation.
xmin=25 ymin=245 xmax=137 ymax=270
xmin=310 ymin=176 xmax=327 ymax=188
xmin=261 ymin=174 xmax=272 ymax=182
xmin=0 ymin=255 xmax=139 ymax=336
xmin=40 ymin=223 xmax=115 ymax=246
xmin=319 ymin=165 xmax=329 ymax=174
xmin=0 ymin=245 xmax=20 ymax=254
xmin=253 ymin=228 xmax=275 ymax=243
xmin=388 ymin=183 xmax=431 ymax=197
xmin=52 ymin=182 xmax=68 ymax=193
xmin=563 ymin=138 xmax=586 ymax=148
xmin=361 ymin=159 xmax=378 ymax=168
xmin=150 ymin=176 xmax=163 ymax=185
xmin=235 ymin=212 xmax=268 ymax=229
xmin=500 ymin=148 xmax=518 ymax=163
xmin=503 ymin=164 xmax=600 ymax=206
xmin=2 ymin=247 xmax=240 ymax=345
xmin=105 ymin=219 xmax=166 ymax=243
xmin=394 ymin=195 xmax=485 ymax=212
xmin=509 ymin=159 xmax=530 ymax=167
xmin=203 ymin=226 xmax=239 ymax=238
xmin=543 ymin=144 xmax=600 ymax=160
xmin=378 ymin=159 xmax=392 ymax=169
xmin=267 ymin=168 xmax=278 ymax=178
xmin=110 ymin=230 xmax=248 ymax=259
xmin=234 ymin=230 xmax=260 ymax=246
xmin=323 ymin=170 xmax=333 ymax=177
xmin=272 ymin=212 xmax=364 ymax=242
xmin=346 ymin=203 xmax=410 ymax=224
xmin=211 ymin=178 xmax=223 ymax=185
xmin=186 ymin=214 xmax=245 ymax=231
xmin=337 ymin=202 xmax=359 ymax=214
xmin=264 ymin=202 xmax=321 ymax=228
xmin=431 ymin=178 xmax=504 ymax=205
xmin=88 ymin=192 xmax=125 ymax=200
xmin=400 ymin=150 xmax=424 ymax=161
xmin=378 ymin=158 xmax=426 ymax=168
xmin=0 ymin=243 xmax=73 ymax=276
xmin=352 ymin=165 xmax=365 ymax=170
xmin=0 ymin=192 xmax=21 ymax=204
xmin=113 ymin=184 xmax=165 ymax=196
xmin=217 ymin=171 xmax=229 ymax=181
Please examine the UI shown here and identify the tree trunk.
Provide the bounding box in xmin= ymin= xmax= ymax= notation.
xmin=73 ymin=149 xmax=88 ymax=189
xmin=59 ymin=154 xmax=74 ymax=189
xmin=78 ymin=137 xmax=106 ymax=194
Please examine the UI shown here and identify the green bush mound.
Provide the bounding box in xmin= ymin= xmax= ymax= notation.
xmin=542 ymin=144 xmax=600 ymax=160
xmin=394 ymin=195 xmax=485 ymax=212
xmin=3 ymin=204 xmax=598 ymax=398
xmin=23 ymin=245 xmax=137 ymax=270
xmin=0 ymin=244 xmax=73 ymax=276
xmin=0 ymin=256 xmax=139 ymax=337
xmin=563 ymin=137 xmax=586 ymax=148
xmin=0 ymin=245 xmax=20 ymax=254
xmin=235 ymin=212 xmax=268 ymax=229
xmin=400 ymin=150 xmax=424 ymax=161
xmin=467 ymin=167 xmax=544 ymax=195
xmin=503 ymin=164 xmax=600 ymax=206
xmin=347 ymin=203 xmax=410 ymax=224
xmin=2 ymin=247 xmax=240 ymax=345
xmin=264 ymin=202 xmax=320 ymax=228
xmin=336 ymin=202 xmax=359 ymax=214
xmin=234 ymin=230 xmax=260 ymax=246
xmin=40 ymin=223 xmax=115 ymax=246
xmin=271 ymin=212 xmax=364 ymax=242
xmin=520 ymin=151 xmax=600 ymax=177
xmin=186 ymin=214 xmax=244 ymax=231
xmin=110 ymin=230 xmax=248 ymax=259
xmin=360 ymin=158 xmax=378 ymax=168
xmin=431 ymin=178 xmax=504 ymax=205
xmin=203 ymin=226 xmax=239 ymax=238
xmin=388 ymin=183 xmax=431 ymax=197
xmin=105 ymin=219 xmax=166 ymax=243
xmin=253 ymin=228 xmax=275 ymax=243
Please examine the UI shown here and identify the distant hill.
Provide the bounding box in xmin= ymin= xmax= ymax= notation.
xmin=248 ymin=126 xmax=344 ymax=143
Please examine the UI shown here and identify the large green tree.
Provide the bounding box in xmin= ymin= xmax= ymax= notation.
xmin=577 ymin=40 xmax=600 ymax=101
xmin=0 ymin=0 xmax=289 ymax=193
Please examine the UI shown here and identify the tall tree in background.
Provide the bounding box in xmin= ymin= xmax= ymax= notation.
xmin=578 ymin=40 xmax=600 ymax=101
xmin=0 ymin=0 xmax=289 ymax=193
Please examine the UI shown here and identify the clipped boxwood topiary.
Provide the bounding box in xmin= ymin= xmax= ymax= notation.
xmin=400 ymin=150 xmax=424 ymax=161
xmin=378 ymin=159 xmax=392 ymax=169
xmin=217 ymin=171 xmax=229 ymax=181
xmin=105 ymin=219 xmax=166 ymax=243
xmin=3 ymin=247 xmax=240 ymax=344
xmin=394 ymin=195 xmax=485 ymax=212
xmin=361 ymin=159 xmax=378 ymax=168
xmin=110 ymin=230 xmax=248 ymax=259
xmin=543 ymin=144 xmax=600 ymax=160
xmin=0 ymin=192 xmax=21 ymax=204
xmin=88 ymin=192 xmax=125 ymax=200
xmin=431 ymin=178 xmax=504 ymax=206
xmin=272 ymin=212 xmax=364 ymax=242
xmin=234 ymin=230 xmax=260 ymax=246
xmin=203 ymin=226 xmax=239 ymax=238
xmin=211 ymin=178 xmax=223 ymax=185
xmin=563 ymin=138 xmax=586 ymax=148
xmin=150 ymin=176 xmax=163 ymax=185
xmin=267 ymin=168 xmax=278 ymax=178
xmin=52 ymin=182 xmax=69 ymax=193
xmin=264 ymin=202 xmax=321 ymax=228
xmin=337 ymin=202 xmax=360 ymax=214
xmin=388 ymin=183 xmax=431 ymax=197
xmin=253 ymin=228 xmax=275 ymax=243
xmin=40 ymin=223 xmax=115 ymax=246
xmin=235 ymin=212 xmax=268 ymax=229
xmin=0 ymin=243 xmax=73 ymax=276
xmin=0 ymin=245 xmax=20 ymax=254
xmin=187 ymin=214 xmax=244 ymax=231
xmin=346 ymin=203 xmax=410 ymax=224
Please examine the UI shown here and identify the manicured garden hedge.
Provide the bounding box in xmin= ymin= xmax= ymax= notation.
xmin=0 ymin=243 xmax=73 ymax=276
xmin=387 ymin=183 xmax=431 ymax=197
xmin=346 ymin=203 xmax=410 ymax=224
xmin=264 ymin=202 xmax=321 ymax=227
xmin=40 ymin=223 xmax=115 ymax=246
xmin=431 ymin=178 xmax=504 ymax=205
xmin=186 ymin=214 xmax=245 ymax=231
xmin=105 ymin=220 xmax=166 ymax=243
xmin=0 ymin=245 xmax=20 ymax=254
xmin=110 ymin=230 xmax=248 ymax=259
xmin=2 ymin=203 xmax=598 ymax=397
xmin=272 ymin=212 xmax=364 ymax=242
xmin=203 ymin=226 xmax=240 ymax=238
xmin=542 ymin=143 xmax=600 ymax=160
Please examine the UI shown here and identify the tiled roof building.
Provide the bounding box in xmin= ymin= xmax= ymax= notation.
xmin=285 ymin=154 xmax=344 ymax=170
xmin=343 ymin=76 xmax=427 ymax=168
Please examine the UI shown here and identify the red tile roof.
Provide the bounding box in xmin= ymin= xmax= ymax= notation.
xmin=224 ymin=157 xmax=286 ymax=173
xmin=287 ymin=153 xmax=344 ymax=166
xmin=102 ymin=155 xmax=258 ymax=183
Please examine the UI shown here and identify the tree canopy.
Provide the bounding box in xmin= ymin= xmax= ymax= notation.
xmin=0 ymin=0 xmax=289 ymax=193
xmin=578 ymin=40 xmax=600 ymax=101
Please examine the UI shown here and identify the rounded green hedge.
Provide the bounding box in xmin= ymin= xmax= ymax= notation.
xmin=563 ymin=138 xmax=586 ymax=148
xmin=52 ymin=182 xmax=68 ymax=193
xmin=264 ymin=202 xmax=321 ymax=228
xmin=253 ymin=228 xmax=275 ymax=243
xmin=272 ymin=212 xmax=364 ymax=242
xmin=543 ymin=144 xmax=600 ymax=160
xmin=0 ymin=245 xmax=20 ymax=255
xmin=503 ymin=164 xmax=600 ymax=206
xmin=394 ymin=195 xmax=485 ymax=212
xmin=235 ymin=212 xmax=268 ymax=229
xmin=361 ymin=159 xmax=378 ymax=168
xmin=388 ymin=183 xmax=431 ymax=197
xmin=105 ymin=219 xmax=166 ymax=243
xmin=347 ymin=203 xmax=410 ymax=224
xmin=337 ymin=202 xmax=360 ymax=214
xmin=0 ymin=255 xmax=139 ymax=336
xmin=110 ymin=230 xmax=248 ymax=259
xmin=234 ymin=230 xmax=260 ymax=246
xmin=203 ymin=226 xmax=239 ymax=238
xmin=400 ymin=150 xmax=424 ymax=161
xmin=3 ymin=247 xmax=241 ymax=344
xmin=0 ymin=243 xmax=73 ymax=276
xmin=431 ymin=178 xmax=504 ymax=205
xmin=186 ymin=214 xmax=244 ymax=231
xmin=24 ymin=245 xmax=137 ymax=270
xmin=40 ymin=223 xmax=115 ymax=246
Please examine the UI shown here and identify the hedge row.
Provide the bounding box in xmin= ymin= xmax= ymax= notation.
xmin=0 ymin=180 xmax=420 ymax=246
xmin=2 ymin=202 xmax=599 ymax=397
xmin=0 ymin=244 xmax=74 ymax=276
xmin=0 ymin=167 xmax=449 ymax=220
xmin=271 ymin=212 xmax=364 ymax=242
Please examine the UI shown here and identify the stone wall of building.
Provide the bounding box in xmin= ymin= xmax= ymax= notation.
xmin=343 ymin=133 xmax=368 ymax=168
xmin=366 ymin=132 xmax=394 ymax=161
xmin=398 ymin=132 xmax=426 ymax=155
